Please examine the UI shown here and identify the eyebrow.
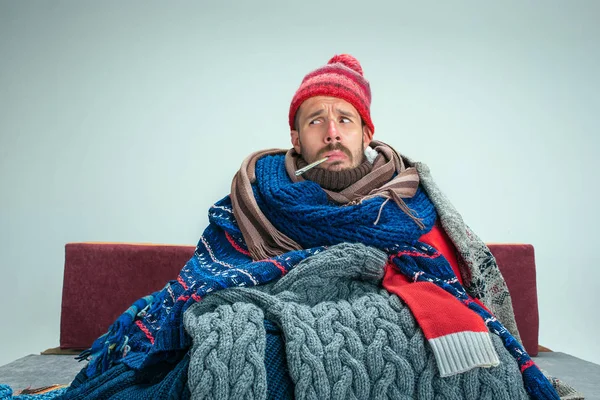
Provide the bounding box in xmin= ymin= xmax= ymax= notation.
xmin=305 ymin=109 xmax=325 ymax=121
xmin=336 ymin=108 xmax=358 ymax=118
xmin=303 ymin=108 xmax=358 ymax=122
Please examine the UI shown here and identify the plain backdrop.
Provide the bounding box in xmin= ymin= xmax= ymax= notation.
xmin=1 ymin=1 xmax=599 ymax=369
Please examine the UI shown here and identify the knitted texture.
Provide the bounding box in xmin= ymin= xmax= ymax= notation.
xmin=64 ymin=150 xmax=559 ymax=399
xmin=297 ymin=155 xmax=373 ymax=191
xmin=185 ymin=243 xmax=530 ymax=400
xmin=0 ymin=386 xmax=67 ymax=400
xmin=245 ymin=154 xmax=557 ymax=400
xmin=387 ymin=244 xmax=558 ymax=399
xmin=253 ymin=154 xmax=437 ymax=251
xmin=263 ymin=320 xmax=294 ymax=400
xmin=186 ymin=302 xmax=267 ymax=399
xmin=544 ymin=373 xmax=585 ymax=400
xmin=289 ymin=54 xmax=374 ymax=135
xmin=69 ymin=197 xmax=325 ymax=389
xmin=59 ymin=354 xmax=191 ymax=400
xmin=408 ymin=158 xmax=523 ymax=344
xmin=383 ymin=266 xmax=501 ymax=377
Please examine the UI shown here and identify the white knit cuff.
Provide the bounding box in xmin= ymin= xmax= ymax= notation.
xmin=429 ymin=331 xmax=500 ymax=377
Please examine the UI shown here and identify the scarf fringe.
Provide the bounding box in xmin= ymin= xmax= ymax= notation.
xmin=392 ymin=191 xmax=425 ymax=230
xmin=249 ymin=228 xmax=302 ymax=260
xmin=370 ymin=192 xmax=425 ymax=229
xmin=81 ymin=322 xmax=126 ymax=377
xmin=249 ymin=242 xmax=275 ymax=262
xmin=81 ymin=294 xmax=156 ymax=377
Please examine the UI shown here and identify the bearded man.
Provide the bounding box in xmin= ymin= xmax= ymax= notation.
xmin=63 ymin=55 xmax=560 ymax=400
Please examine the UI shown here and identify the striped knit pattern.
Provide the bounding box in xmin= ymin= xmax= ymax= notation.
xmin=288 ymin=54 xmax=374 ymax=134
xmin=429 ymin=331 xmax=500 ymax=376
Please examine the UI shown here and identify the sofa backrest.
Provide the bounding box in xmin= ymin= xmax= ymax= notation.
xmin=60 ymin=242 xmax=538 ymax=356
xmin=60 ymin=243 xmax=194 ymax=350
xmin=488 ymin=243 xmax=539 ymax=356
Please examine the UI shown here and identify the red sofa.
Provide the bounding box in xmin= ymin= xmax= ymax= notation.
xmin=59 ymin=243 xmax=539 ymax=356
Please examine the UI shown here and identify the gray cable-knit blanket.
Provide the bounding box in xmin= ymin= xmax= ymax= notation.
xmin=183 ymin=243 xmax=529 ymax=400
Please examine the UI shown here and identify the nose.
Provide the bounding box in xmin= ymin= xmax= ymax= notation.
xmin=325 ymin=120 xmax=341 ymax=143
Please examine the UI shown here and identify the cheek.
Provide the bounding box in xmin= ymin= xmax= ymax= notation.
xmin=350 ymin=132 xmax=364 ymax=148
xmin=301 ymin=135 xmax=319 ymax=150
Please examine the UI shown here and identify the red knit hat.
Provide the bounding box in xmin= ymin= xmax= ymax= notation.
xmin=289 ymin=54 xmax=374 ymax=136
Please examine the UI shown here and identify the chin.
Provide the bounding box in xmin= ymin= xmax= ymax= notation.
xmin=325 ymin=162 xmax=351 ymax=172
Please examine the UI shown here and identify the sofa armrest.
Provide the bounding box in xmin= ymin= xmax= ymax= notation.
xmin=60 ymin=242 xmax=539 ymax=357
xmin=60 ymin=243 xmax=195 ymax=349
xmin=487 ymin=243 xmax=539 ymax=356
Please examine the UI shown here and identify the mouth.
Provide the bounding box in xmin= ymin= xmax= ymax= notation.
xmin=322 ymin=150 xmax=348 ymax=162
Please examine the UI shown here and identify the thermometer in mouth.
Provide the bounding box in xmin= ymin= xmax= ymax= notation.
xmin=295 ymin=157 xmax=329 ymax=176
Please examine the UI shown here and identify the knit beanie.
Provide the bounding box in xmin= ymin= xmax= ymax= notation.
xmin=288 ymin=54 xmax=374 ymax=137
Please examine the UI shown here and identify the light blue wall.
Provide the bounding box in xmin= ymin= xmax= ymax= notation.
xmin=1 ymin=1 xmax=598 ymax=368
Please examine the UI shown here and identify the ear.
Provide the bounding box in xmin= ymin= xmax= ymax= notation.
xmin=362 ymin=125 xmax=373 ymax=150
xmin=291 ymin=130 xmax=302 ymax=154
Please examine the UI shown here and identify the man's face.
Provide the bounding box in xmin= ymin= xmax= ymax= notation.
xmin=291 ymin=96 xmax=372 ymax=172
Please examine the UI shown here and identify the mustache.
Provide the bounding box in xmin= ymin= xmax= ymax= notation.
xmin=317 ymin=143 xmax=352 ymax=159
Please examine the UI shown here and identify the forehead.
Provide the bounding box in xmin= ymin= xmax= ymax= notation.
xmin=297 ymin=96 xmax=359 ymax=119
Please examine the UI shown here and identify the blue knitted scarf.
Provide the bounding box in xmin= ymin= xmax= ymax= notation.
xmin=71 ymin=154 xmax=557 ymax=400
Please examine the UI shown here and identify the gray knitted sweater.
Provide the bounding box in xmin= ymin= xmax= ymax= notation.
xmin=183 ymin=243 xmax=529 ymax=400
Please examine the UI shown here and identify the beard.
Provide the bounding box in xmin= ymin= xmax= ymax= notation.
xmin=300 ymin=139 xmax=365 ymax=170
xmin=317 ymin=142 xmax=353 ymax=160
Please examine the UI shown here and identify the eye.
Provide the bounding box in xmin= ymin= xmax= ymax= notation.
xmin=340 ymin=117 xmax=351 ymax=123
xmin=309 ymin=119 xmax=322 ymax=125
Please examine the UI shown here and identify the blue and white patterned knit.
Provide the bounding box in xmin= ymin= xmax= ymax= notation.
xmin=64 ymin=154 xmax=558 ymax=400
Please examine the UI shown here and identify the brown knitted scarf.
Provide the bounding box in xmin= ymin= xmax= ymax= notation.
xmin=230 ymin=140 xmax=421 ymax=260
xmin=296 ymin=156 xmax=373 ymax=191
